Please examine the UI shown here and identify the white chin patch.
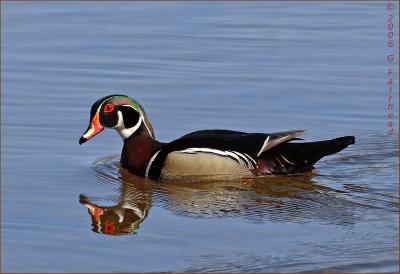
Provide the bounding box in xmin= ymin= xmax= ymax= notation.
xmin=113 ymin=111 xmax=142 ymax=139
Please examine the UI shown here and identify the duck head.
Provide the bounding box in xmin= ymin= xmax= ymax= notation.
xmin=79 ymin=94 xmax=154 ymax=144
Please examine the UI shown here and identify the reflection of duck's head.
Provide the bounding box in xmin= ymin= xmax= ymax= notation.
xmin=79 ymin=194 xmax=148 ymax=235
xmin=80 ymin=167 xmax=153 ymax=235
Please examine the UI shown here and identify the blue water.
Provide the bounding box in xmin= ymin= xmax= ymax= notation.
xmin=2 ymin=2 xmax=398 ymax=272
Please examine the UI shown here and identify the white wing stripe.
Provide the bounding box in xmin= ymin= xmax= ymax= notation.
xmin=244 ymin=153 xmax=257 ymax=165
xmin=226 ymin=151 xmax=244 ymax=167
xmin=232 ymin=151 xmax=253 ymax=169
xmin=257 ymin=136 xmax=270 ymax=157
xmin=281 ymin=155 xmax=295 ymax=165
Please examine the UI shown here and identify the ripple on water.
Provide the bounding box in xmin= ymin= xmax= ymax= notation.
xmin=77 ymin=133 xmax=398 ymax=271
xmin=83 ymin=155 xmax=122 ymax=206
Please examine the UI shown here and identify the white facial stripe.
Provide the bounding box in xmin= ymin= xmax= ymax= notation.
xmin=96 ymin=100 xmax=106 ymax=113
xmin=113 ymin=110 xmax=142 ymax=139
xmin=145 ymin=149 xmax=161 ymax=177
xmin=122 ymin=104 xmax=154 ymax=138
xmin=113 ymin=110 xmax=124 ymax=128
xmin=95 ymin=100 xmax=153 ymax=140
xmin=138 ymin=109 xmax=154 ymax=138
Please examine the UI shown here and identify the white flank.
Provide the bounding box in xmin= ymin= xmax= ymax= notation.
xmin=257 ymin=136 xmax=270 ymax=157
xmin=145 ymin=149 xmax=161 ymax=177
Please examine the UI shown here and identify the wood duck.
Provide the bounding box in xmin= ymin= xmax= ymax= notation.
xmin=79 ymin=94 xmax=355 ymax=181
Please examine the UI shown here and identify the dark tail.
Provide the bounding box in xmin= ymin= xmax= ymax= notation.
xmin=260 ymin=136 xmax=355 ymax=174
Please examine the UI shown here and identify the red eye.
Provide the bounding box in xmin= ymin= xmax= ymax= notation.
xmin=104 ymin=104 xmax=114 ymax=113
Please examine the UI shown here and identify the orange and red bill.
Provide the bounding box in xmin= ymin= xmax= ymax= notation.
xmin=79 ymin=112 xmax=104 ymax=144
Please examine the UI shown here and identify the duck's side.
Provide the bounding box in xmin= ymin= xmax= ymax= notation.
xmin=79 ymin=94 xmax=356 ymax=181
xmin=141 ymin=129 xmax=355 ymax=181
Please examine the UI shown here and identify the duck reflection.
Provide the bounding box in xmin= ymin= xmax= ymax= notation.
xmin=79 ymin=168 xmax=152 ymax=235
xmin=80 ymin=160 xmax=356 ymax=235
xmin=155 ymin=174 xmax=351 ymax=224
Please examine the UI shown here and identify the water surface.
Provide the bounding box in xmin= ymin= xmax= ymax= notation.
xmin=2 ymin=1 xmax=399 ymax=272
